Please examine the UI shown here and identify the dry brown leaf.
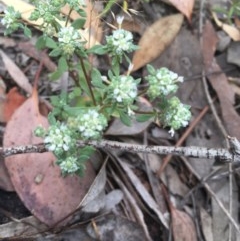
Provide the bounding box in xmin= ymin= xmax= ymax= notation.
xmin=212 ymin=12 xmax=240 ymax=41
xmin=117 ymin=158 xmax=169 ymax=229
xmin=131 ymin=14 xmax=184 ymax=72
xmin=166 ymin=0 xmax=195 ymax=22
xmin=0 ymin=50 xmax=33 ymax=94
xmin=200 ymin=208 xmax=213 ymax=241
xmin=171 ymin=206 xmax=197 ymax=241
xmin=3 ymin=87 xmax=26 ymax=122
xmin=17 ymin=42 xmax=57 ymax=72
xmin=202 ymin=21 xmax=240 ymax=139
xmin=3 ymin=89 xmax=96 ymax=226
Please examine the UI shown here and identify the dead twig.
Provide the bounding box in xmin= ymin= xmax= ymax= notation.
xmin=1 ymin=136 xmax=240 ymax=162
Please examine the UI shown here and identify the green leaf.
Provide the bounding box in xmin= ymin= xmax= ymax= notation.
xmin=87 ymin=45 xmax=108 ymax=55
xmin=72 ymin=18 xmax=86 ymax=29
xmin=50 ymin=95 xmax=60 ymax=106
xmin=36 ymin=36 xmax=46 ymax=49
xmin=49 ymin=57 xmax=68 ymax=80
xmin=49 ymin=69 xmax=63 ymax=80
xmin=63 ymin=106 xmax=91 ymax=115
xmin=76 ymin=8 xmax=87 ymax=17
xmin=69 ymin=87 xmax=82 ymax=100
xmin=79 ymin=146 xmax=95 ymax=160
xmin=119 ymin=111 xmax=132 ymax=126
xmin=112 ymin=57 xmax=120 ymax=75
xmin=91 ymin=68 xmax=106 ymax=88
xmin=49 ymin=48 xmax=62 ymax=57
xmin=136 ymin=114 xmax=154 ymax=122
xmin=58 ymin=57 xmax=68 ymax=72
xmin=108 ymin=70 xmax=114 ymax=80
xmin=23 ymin=26 xmax=32 ymax=38
xmin=48 ymin=112 xmax=57 ymax=125
xmin=99 ymin=0 xmax=117 ymax=17
xmin=146 ymin=64 xmax=156 ymax=75
xmin=45 ymin=37 xmax=58 ymax=49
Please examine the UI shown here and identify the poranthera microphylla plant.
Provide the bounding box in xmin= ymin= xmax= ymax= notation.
xmin=1 ymin=1 xmax=191 ymax=176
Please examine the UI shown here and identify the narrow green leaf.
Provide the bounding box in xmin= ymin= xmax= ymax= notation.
xmin=48 ymin=113 xmax=57 ymax=125
xmin=99 ymin=0 xmax=117 ymax=17
xmin=49 ymin=48 xmax=62 ymax=57
xmin=49 ymin=57 xmax=68 ymax=80
xmin=49 ymin=69 xmax=63 ymax=80
xmin=35 ymin=36 xmax=46 ymax=50
xmin=119 ymin=111 xmax=132 ymax=126
xmin=58 ymin=57 xmax=68 ymax=72
xmin=87 ymin=45 xmax=108 ymax=55
xmin=72 ymin=18 xmax=86 ymax=29
xmin=146 ymin=64 xmax=156 ymax=75
xmin=91 ymin=68 xmax=106 ymax=88
xmin=136 ymin=114 xmax=154 ymax=122
xmin=23 ymin=26 xmax=32 ymax=38
xmin=76 ymin=8 xmax=87 ymax=17
xmin=45 ymin=37 xmax=58 ymax=49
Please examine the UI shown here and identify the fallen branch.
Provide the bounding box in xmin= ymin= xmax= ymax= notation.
xmin=1 ymin=136 xmax=240 ymax=162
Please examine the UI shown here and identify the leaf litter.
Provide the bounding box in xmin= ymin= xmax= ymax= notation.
xmin=3 ymin=88 xmax=97 ymax=226
xmin=1 ymin=0 xmax=240 ymax=240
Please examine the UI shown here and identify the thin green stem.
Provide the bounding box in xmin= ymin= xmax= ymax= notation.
xmin=65 ymin=7 xmax=74 ymax=27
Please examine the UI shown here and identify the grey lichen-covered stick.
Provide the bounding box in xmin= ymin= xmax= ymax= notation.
xmin=1 ymin=136 xmax=240 ymax=163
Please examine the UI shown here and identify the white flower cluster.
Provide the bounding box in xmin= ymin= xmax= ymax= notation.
xmin=58 ymin=26 xmax=81 ymax=55
xmin=163 ymin=97 xmax=191 ymax=136
xmin=44 ymin=123 xmax=75 ymax=154
xmin=30 ymin=0 xmax=63 ymax=23
xmin=106 ymin=29 xmax=136 ymax=55
xmin=146 ymin=67 xmax=184 ymax=99
xmin=1 ymin=6 xmax=20 ymax=29
xmin=108 ymin=75 xmax=139 ymax=105
xmin=76 ymin=110 xmax=107 ymax=140
xmin=59 ymin=156 xmax=79 ymax=174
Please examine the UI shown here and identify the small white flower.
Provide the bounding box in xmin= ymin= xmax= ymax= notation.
xmin=128 ymin=63 xmax=134 ymax=73
xmin=101 ymin=76 xmax=108 ymax=83
xmin=109 ymin=75 xmax=138 ymax=105
xmin=59 ymin=156 xmax=79 ymax=174
xmin=44 ymin=123 xmax=75 ymax=154
xmin=177 ymin=76 xmax=184 ymax=82
xmin=58 ymin=26 xmax=81 ymax=55
xmin=116 ymin=15 xmax=124 ymax=26
xmin=1 ymin=6 xmax=21 ymax=29
xmin=168 ymin=128 xmax=175 ymax=137
xmin=127 ymin=106 xmax=135 ymax=116
xmin=106 ymin=29 xmax=136 ymax=55
xmin=76 ymin=110 xmax=107 ymax=140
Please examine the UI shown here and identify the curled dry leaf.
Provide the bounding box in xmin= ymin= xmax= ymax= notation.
xmin=166 ymin=0 xmax=195 ymax=22
xmin=3 ymin=89 xmax=96 ymax=226
xmin=171 ymin=206 xmax=197 ymax=241
xmin=212 ymin=12 xmax=240 ymax=41
xmin=131 ymin=14 xmax=184 ymax=72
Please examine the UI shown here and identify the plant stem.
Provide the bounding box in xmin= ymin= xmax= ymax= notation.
xmin=79 ymin=57 xmax=96 ymax=106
